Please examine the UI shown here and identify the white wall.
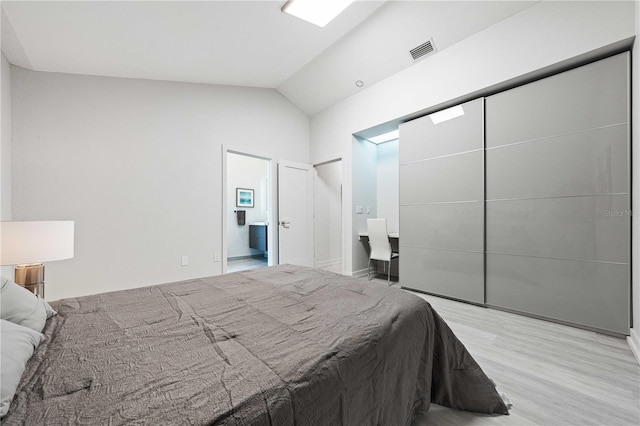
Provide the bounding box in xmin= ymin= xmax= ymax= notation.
xmin=226 ymin=153 xmax=269 ymax=259
xmin=314 ymin=160 xmax=342 ymax=271
xmin=1 ymin=53 xmax=12 ymax=278
xmin=630 ymin=0 xmax=640 ymax=362
xmin=376 ymin=139 xmax=399 ymax=234
xmin=11 ymin=67 xmax=309 ymax=300
xmin=310 ymin=0 xmax=635 ymax=276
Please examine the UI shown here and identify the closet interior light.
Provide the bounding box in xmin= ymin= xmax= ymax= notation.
xmin=367 ymin=129 xmax=399 ymax=144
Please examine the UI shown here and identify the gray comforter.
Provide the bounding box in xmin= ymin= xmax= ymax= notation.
xmin=4 ymin=265 xmax=508 ymax=425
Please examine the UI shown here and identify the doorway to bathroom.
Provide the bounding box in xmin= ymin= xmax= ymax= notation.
xmin=225 ymin=151 xmax=271 ymax=273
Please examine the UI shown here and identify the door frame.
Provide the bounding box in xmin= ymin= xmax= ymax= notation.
xmin=221 ymin=146 xmax=276 ymax=274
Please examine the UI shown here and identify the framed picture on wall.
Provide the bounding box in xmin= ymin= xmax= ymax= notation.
xmin=236 ymin=188 xmax=254 ymax=208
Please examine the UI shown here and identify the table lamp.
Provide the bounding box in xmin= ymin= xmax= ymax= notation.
xmin=0 ymin=221 xmax=75 ymax=297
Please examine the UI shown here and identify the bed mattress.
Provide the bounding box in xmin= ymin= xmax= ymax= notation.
xmin=4 ymin=265 xmax=507 ymax=424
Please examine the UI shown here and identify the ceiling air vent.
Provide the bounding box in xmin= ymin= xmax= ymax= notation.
xmin=410 ymin=39 xmax=436 ymax=61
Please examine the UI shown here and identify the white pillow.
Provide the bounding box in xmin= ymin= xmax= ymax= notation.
xmin=0 ymin=319 xmax=44 ymax=417
xmin=0 ymin=276 xmax=56 ymax=333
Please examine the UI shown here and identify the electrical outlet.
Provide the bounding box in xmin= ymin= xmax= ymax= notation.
xmin=214 ymin=253 xmax=221 ymax=262
xmin=181 ymin=256 xmax=189 ymax=266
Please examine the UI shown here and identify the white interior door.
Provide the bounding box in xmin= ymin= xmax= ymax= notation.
xmin=278 ymin=160 xmax=314 ymax=267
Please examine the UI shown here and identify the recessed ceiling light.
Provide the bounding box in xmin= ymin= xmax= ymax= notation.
xmin=355 ymin=80 xmax=364 ymax=87
xmin=367 ymin=129 xmax=399 ymax=144
xmin=429 ymin=105 xmax=465 ymax=125
xmin=282 ymin=0 xmax=355 ymax=27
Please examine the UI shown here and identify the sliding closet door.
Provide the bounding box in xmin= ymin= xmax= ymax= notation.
xmin=485 ymin=53 xmax=630 ymax=334
xmin=399 ymin=98 xmax=484 ymax=303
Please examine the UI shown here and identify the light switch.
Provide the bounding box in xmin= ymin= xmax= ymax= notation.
xmin=181 ymin=256 xmax=189 ymax=266
xmin=356 ymin=205 xmax=363 ymax=214
xmin=366 ymin=206 xmax=371 ymax=214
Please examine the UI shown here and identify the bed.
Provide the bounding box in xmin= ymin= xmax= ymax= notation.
xmin=3 ymin=265 xmax=508 ymax=424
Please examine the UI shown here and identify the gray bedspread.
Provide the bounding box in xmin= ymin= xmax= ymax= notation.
xmin=4 ymin=265 xmax=508 ymax=425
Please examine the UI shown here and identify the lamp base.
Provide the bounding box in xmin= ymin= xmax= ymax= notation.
xmin=15 ymin=264 xmax=45 ymax=298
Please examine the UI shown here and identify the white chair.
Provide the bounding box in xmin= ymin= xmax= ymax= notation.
xmin=367 ymin=218 xmax=399 ymax=286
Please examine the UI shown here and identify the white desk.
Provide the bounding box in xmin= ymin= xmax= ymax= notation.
xmin=358 ymin=232 xmax=399 ymax=240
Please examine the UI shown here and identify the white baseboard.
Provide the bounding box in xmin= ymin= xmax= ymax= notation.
xmin=316 ymin=258 xmax=341 ymax=269
xmin=351 ymin=268 xmax=369 ymax=279
xmin=628 ymin=328 xmax=640 ymax=365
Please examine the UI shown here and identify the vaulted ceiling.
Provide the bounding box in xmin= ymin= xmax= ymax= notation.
xmin=1 ymin=1 xmax=536 ymax=116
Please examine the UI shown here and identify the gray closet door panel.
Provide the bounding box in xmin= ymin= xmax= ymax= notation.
xmin=399 ymin=98 xmax=484 ymax=161
xmin=399 ymin=151 xmax=483 ymax=204
xmin=486 ymin=53 xmax=629 ymax=148
xmin=401 ymin=247 xmax=484 ymax=303
xmin=399 ymin=97 xmax=484 ymax=304
xmin=483 ymin=53 xmax=630 ymax=334
xmin=486 ymin=254 xmax=629 ymax=335
xmin=486 ymin=124 xmax=629 ymax=200
xmin=486 ymin=195 xmax=629 ymax=264
xmin=400 ymin=203 xmax=483 ymax=252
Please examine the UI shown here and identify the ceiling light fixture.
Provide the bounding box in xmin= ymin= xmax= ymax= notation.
xmin=282 ymin=0 xmax=355 ymax=27
xmin=429 ymin=105 xmax=465 ymax=125
xmin=367 ymin=129 xmax=399 ymax=144
xmin=355 ymin=80 xmax=364 ymax=87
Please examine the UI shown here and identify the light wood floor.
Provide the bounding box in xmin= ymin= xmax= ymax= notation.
xmin=226 ymin=257 xmax=268 ymax=273
xmin=369 ymin=280 xmax=640 ymax=426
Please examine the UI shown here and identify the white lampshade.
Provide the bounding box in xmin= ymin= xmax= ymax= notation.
xmin=0 ymin=221 xmax=75 ymax=266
